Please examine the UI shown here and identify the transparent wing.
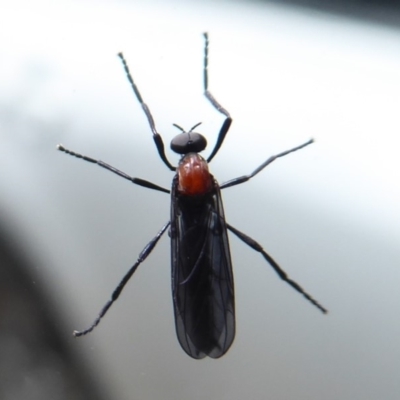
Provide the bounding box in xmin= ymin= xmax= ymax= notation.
xmin=170 ymin=178 xmax=235 ymax=359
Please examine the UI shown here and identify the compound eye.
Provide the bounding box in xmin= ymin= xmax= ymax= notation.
xmin=170 ymin=132 xmax=207 ymax=154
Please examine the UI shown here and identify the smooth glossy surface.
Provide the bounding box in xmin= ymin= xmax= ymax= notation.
xmin=177 ymin=153 xmax=213 ymax=196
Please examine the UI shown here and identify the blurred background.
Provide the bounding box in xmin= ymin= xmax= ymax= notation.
xmin=1 ymin=0 xmax=400 ymax=399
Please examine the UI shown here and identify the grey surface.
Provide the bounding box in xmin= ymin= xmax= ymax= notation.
xmin=0 ymin=227 xmax=109 ymax=400
xmin=1 ymin=1 xmax=400 ymax=399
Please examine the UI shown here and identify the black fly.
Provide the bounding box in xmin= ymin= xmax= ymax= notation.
xmin=58 ymin=33 xmax=327 ymax=359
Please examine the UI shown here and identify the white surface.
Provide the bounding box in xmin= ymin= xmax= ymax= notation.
xmin=1 ymin=1 xmax=400 ymax=399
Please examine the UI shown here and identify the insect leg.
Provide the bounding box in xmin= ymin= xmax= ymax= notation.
xmin=220 ymin=139 xmax=313 ymax=190
xmin=226 ymin=223 xmax=327 ymax=314
xmin=74 ymin=221 xmax=170 ymax=337
xmin=57 ymin=144 xmax=170 ymax=194
xmin=202 ymin=33 xmax=233 ymax=164
xmin=118 ymin=52 xmax=175 ymax=171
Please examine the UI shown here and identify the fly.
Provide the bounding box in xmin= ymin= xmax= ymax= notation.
xmin=58 ymin=33 xmax=327 ymax=359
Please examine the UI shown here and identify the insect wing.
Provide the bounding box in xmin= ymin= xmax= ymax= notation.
xmin=171 ymin=178 xmax=235 ymax=359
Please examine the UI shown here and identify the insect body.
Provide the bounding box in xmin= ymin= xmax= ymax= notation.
xmin=58 ymin=33 xmax=326 ymax=359
xmin=171 ymin=152 xmax=234 ymax=358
